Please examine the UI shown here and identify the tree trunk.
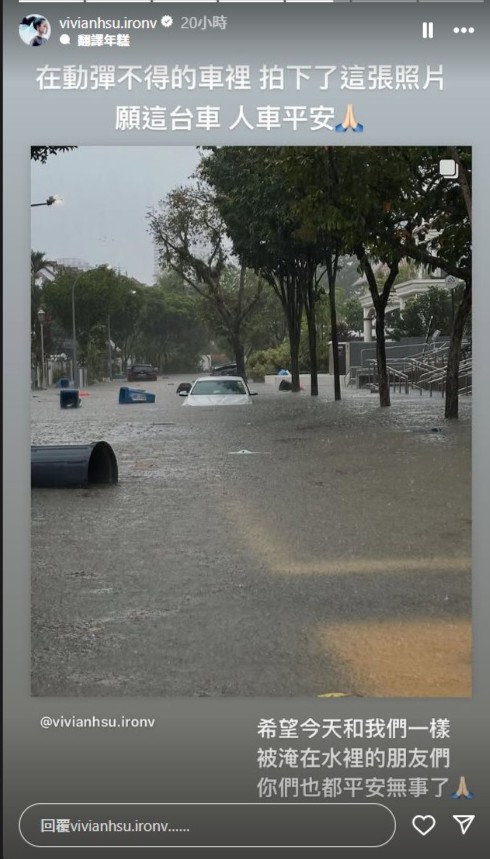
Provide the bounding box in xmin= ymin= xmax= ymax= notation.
xmin=271 ymin=273 xmax=303 ymax=393
xmin=288 ymin=325 xmax=301 ymax=392
xmin=303 ymin=272 xmax=319 ymax=396
xmin=328 ymin=275 xmax=341 ymax=401
xmin=234 ymin=341 xmax=247 ymax=382
xmin=445 ymin=281 xmax=471 ymax=419
xmin=448 ymin=147 xmax=472 ymax=224
xmin=375 ymin=306 xmax=391 ymax=407
xmin=355 ymin=248 xmax=399 ymax=409
xmin=305 ymin=302 xmax=318 ymax=396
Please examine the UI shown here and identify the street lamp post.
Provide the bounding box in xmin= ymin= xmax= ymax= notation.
xmin=37 ymin=306 xmax=46 ymax=389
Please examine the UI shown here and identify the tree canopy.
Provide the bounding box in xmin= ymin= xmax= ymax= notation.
xmin=31 ymin=146 xmax=77 ymax=163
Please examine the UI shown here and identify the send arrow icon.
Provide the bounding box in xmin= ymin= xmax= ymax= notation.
xmin=453 ymin=815 xmax=475 ymax=835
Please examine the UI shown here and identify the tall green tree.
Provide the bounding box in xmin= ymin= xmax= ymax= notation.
xmin=42 ymin=265 xmax=143 ymax=381
xmin=388 ymin=146 xmax=471 ymax=418
xmin=196 ymin=265 xmax=271 ymax=361
xmin=389 ymin=285 xmax=457 ymax=340
xmin=280 ymin=147 xmax=350 ymax=399
xmin=339 ymin=296 xmax=364 ymax=337
xmin=241 ymin=283 xmax=288 ymax=355
xmin=133 ymin=278 xmax=209 ymax=372
xmin=326 ymin=147 xmax=418 ymax=406
xmin=199 ymin=147 xmax=314 ymax=393
xmin=303 ymin=146 xmax=470 ymax=411
xmin=148 ymin=185 xmax=264 ymax=381
xmin=200 ymin=145 xmax=471 ymax=412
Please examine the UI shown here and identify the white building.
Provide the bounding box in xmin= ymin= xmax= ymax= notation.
xmin=358 ymin=268 xmax=461 ymax=341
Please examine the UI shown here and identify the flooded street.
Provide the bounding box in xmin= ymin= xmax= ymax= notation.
xmin=31 ymin=377 xmax=471 ymax=697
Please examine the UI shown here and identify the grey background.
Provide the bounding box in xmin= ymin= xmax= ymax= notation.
xmin=4 ymin=1 xmax=489 ymax=856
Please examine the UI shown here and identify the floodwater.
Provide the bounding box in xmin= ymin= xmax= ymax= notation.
xmin=31 ymin=376 xmax=471 ymax=697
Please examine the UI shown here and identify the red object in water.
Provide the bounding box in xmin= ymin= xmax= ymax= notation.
xmin=79 ymin=391 xmax=90 ymax=397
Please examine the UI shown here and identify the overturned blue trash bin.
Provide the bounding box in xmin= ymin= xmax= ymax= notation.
xmin=31 ymin=441 xmax=118 ymax=488
xmin=119 ymin=386 xmax=155 ymax=404
xmin=60 ymin=388 xmax=80 ymax=408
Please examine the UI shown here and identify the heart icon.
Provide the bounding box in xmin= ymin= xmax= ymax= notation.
xmin=412 ymin=815 xmax=436 ymax=836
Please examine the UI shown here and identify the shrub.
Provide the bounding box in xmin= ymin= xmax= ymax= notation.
xmin=247 ymin=343 xmax=291 ymax=376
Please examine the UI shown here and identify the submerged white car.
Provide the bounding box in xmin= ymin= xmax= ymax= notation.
xmin=180 ymin=376 xmax=257 ymax=406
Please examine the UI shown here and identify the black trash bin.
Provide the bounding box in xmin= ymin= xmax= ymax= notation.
xmin=60 ymin=388 xmax=80 ymax=408
xmin=31 ymin=442 xmax=118 ymax=488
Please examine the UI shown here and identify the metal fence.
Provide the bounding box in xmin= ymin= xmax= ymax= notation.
xmin=345 ymin=341 xmax=471 ymax=398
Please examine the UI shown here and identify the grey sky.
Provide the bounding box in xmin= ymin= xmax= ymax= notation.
xmin=31 ymin=146 xmax=201 ymax=284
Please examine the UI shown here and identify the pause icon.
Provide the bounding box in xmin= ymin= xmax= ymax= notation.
xmin=423 ymin=22 xmax=434 ymax=39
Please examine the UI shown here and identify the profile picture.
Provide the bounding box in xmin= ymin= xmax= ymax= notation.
xmin=19 ymin=14 xmax=51 ymax=47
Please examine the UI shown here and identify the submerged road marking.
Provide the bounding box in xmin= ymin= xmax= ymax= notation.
xmin=317 ymin=692 xmax=354 ymax=698
xmin=315 ymin=617 xmax=472 ymax=697
xmin=228 ymin=449 xmax=271 ymax=455
xmin=274 ymin=556 xmax=472 ymax=576
xmin=218 ymin=497 xmax=471 ymax=695
xmin=212 ymin=478 xmax=471 ymax=696
xmin=223 ymin=504 xmax=470 ymax=576
xmin=218 ymin=498 xmax=470 ymax=576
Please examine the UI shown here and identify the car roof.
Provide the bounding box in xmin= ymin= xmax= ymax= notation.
xmin=193 ymin=376 xmax=246 ymax=383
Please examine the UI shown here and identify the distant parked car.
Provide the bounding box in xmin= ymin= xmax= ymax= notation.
xmin=210 ymin=363 xmax=238 ymax=376
xmin=180 ymin=376 xmax=257 ymax=406
xmin=127 ymin=364 xmax=157 ymax=382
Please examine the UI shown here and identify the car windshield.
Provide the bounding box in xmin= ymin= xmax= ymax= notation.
xmin=191 ymin=380 xmax=247 ymax=395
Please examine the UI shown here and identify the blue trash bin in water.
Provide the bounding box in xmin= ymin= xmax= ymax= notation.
xmin=60 ymin=388 xmax=80 ymax=408
xmin=119 ymin=386 xmax=149 ymax=404
xmin=59 ymin=378 xmax=71 ymax=388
